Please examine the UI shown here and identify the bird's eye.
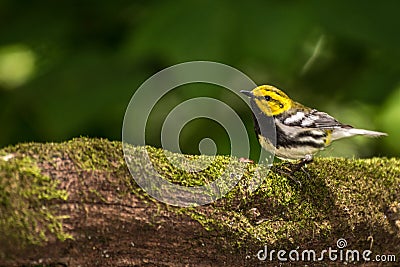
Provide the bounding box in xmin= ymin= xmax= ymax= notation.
xmin=279 ymin=104 xmax=284 ymax=108
xmin=264 ymin=95 xmax=271 ymax=101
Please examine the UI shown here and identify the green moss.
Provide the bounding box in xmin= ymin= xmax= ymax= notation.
xmin=180 ymin=156 xmax=400 ymax=251
xmin=144 ymin=145 xmax=234 ymax=186
xmin=0 ymin=155 xmax=71 ymax=252
xmin=1 ymin=137 xmax=399 ymax=255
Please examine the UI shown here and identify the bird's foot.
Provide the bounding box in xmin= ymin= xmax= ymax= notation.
xmin=273 ymin=155 xmax=313 ymax=187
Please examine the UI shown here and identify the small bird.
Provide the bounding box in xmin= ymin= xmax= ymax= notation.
xmin=241 ymin=85 xmax=387 ymax=162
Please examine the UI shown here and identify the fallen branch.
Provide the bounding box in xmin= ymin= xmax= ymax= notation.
xmin=0 ymin=138 xmax=399 ymax=266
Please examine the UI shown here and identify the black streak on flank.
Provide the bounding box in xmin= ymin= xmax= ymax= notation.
xmin=296 ymin=131 xmax=327 ymax=139
xmin=275 ymin=124 xmax=324 ymax=149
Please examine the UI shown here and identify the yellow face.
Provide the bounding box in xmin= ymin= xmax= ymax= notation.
xmin=251 ymin=85 xmax=292 ymax=116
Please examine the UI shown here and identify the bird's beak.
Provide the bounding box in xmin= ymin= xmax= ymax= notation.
xmin=240 ymin=90 xmax=253 ymax=97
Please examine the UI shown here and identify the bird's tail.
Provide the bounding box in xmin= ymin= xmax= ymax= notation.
xmin=349 ymin=128 xmax=387 ymax=137
xmin=331 ymin=128 xmax=387 ymax=140
xmin=348 ymin=128 xmax=388 ymax=137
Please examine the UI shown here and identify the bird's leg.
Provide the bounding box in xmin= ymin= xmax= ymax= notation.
xmin=291 ymin=154 xmax=313 ymax=176
xmin=272 ymin=164 xmax=302 ymax=187
xmin=272 ymin=155 xmax=313 ymax=187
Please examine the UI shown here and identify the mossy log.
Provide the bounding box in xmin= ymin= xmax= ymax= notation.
xmin=0 ymin=137 xmax=399 ymax=266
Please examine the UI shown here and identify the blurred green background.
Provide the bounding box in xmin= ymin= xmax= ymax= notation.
xmin=0 ymin=0 xmax=399 ymax=160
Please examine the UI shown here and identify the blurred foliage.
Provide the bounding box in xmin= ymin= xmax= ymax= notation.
xmin=0 ymin=0 xmax=399 ymax=159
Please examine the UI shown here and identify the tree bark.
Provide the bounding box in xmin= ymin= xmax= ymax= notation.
xmin=0 ymin=138 xmax=399 ymax=266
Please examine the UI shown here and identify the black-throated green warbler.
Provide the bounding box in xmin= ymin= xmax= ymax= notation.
xmin=241 ymin=85 xmax=387 ymax=161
